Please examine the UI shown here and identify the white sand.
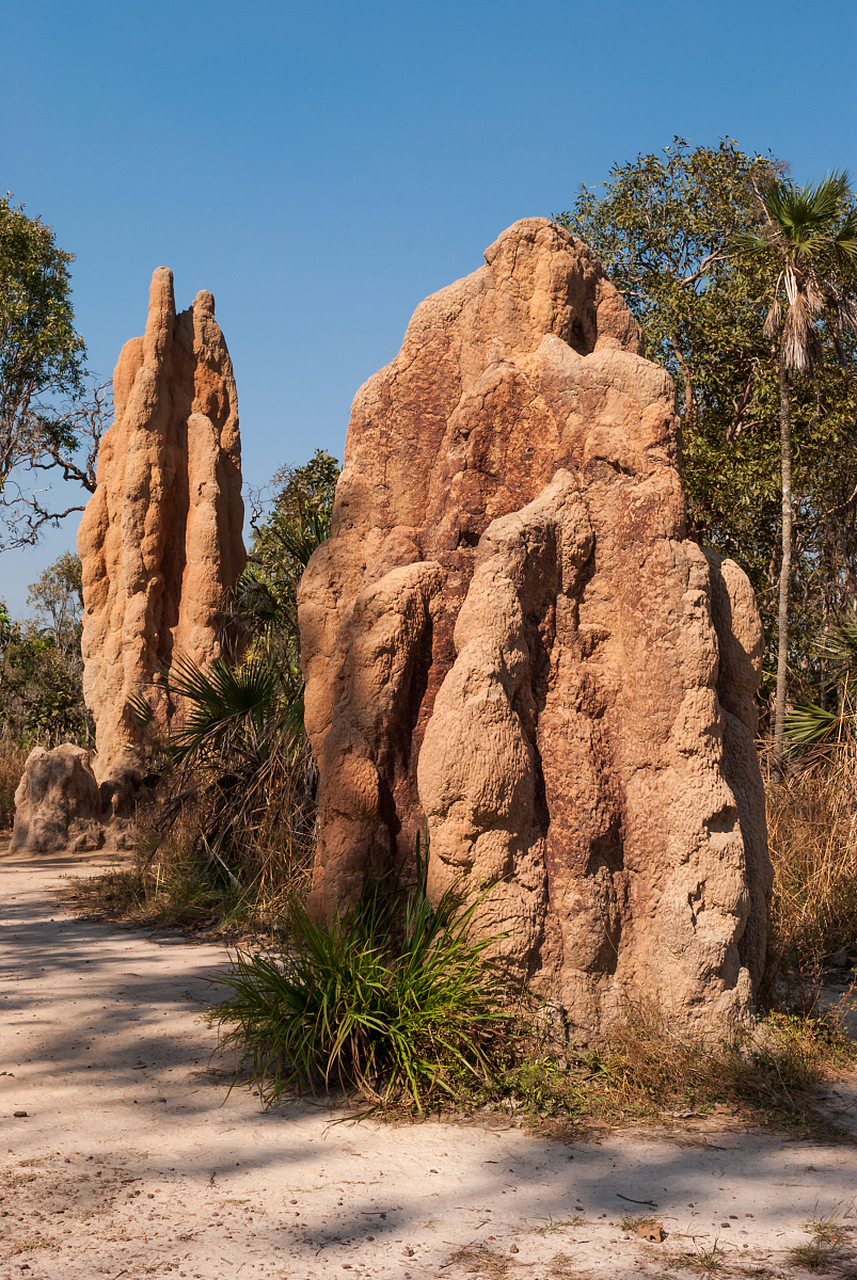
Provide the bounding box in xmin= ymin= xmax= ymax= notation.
xmin=2 ymin=843 xmax=856 ymax=1279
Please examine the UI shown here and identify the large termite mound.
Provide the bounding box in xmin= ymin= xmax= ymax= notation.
xmin=298 ymin=217 xmax=772 ymax=1040
xmin=77 ymin=268 xmax=245 ymax=803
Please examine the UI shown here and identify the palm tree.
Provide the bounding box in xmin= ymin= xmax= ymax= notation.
xmin=738 ymin=172 xmax=857 ymax=770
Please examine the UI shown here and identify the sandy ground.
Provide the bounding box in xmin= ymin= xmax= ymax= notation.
xmin=2 ymin=844 xmax=857 ymax=1280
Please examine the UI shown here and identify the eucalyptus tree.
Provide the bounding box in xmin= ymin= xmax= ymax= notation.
xmin=737 ymin=173 xmax=857 ymax=763
xmin=0 ymin=197 xmax=114 ymax=548
xmin=556 ymin=142 xmax=857 ymax=728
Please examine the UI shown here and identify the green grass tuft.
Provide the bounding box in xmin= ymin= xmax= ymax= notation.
xmin=210 ymin=863 xmax=510 ymax=1111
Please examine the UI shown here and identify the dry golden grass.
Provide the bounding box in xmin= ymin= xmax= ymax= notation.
xmin=0 ymin=739 xmax=27 ymax=829
xmin=446 ymin=1246 xmax=513 ymax=1277
xmin=766 ymin=746 xmax=857 ymax=974
xmin=71 ymin=769 xmax=315 ymax=938
xmin=580 ymin=998 xmax=854 ymax=1131
xmin=464 ymin=986 xmax=856 ymax=1135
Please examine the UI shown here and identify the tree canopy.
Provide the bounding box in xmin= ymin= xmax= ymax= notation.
xmin=734 ymin=171 xmax=857 ymax=758
xmin=0 ymin=552 xmax=89 ymax=747
xmin=0 ymin=197 xmax=86 ymax=477
xmin=0 ymin=196 xmax=104 ymax=547
xmin=556 ymin=139 xmax=857 ymax=710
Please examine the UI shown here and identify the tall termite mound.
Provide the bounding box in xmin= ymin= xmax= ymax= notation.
xmin=298 ymin=218 xmax=772 ymax=1041
xmin=78 ymin=267 xmax=245 ymax=806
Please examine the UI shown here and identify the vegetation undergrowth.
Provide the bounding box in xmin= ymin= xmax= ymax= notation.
xmin=433 ymin=987 xmax=855 ymax=1137
xmin=67 ymin=784 xmax=315 ymax=939
xmin=71 ymin=750 xmax=857 ymax=1128
xmin=765 ymin=744 xmax=857 ymax=981
xmin=67 ymin=453 xmax=339 ymax=935
xmin=209 ymin=853 xmax=509 ymax=1111
xmin=0 ymin=738 xmax=28 ymax=829
xmin=66 ymin=734 xmax=857 ymax=1130
xmin=205 ymin=842 xmax=857 ymax=1127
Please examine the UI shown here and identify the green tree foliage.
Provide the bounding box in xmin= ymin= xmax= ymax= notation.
xmin=0 ymin=197 xmax=87 ymax=493
xmin=0 ymin=552 xmax=89 ymax=746
xmin=235 ymin=447 xmax=339 ymax=665
xmin=736 ymin=172 xmax=857 ymax=759
xmin=555 ymin=140 xmax=857 ymax=711
xmin=26 ymin=548 xmax=83 ymax=657
xmin=147 ymin=451 xmax=340 ymax=895
xmin=219 ymin=447 xmax=339 ymax=734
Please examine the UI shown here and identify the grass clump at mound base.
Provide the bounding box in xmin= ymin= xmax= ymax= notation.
xmin=210 ymin=859 xmax=508 ymax=1112
xmin=487 ymin=997 xmax=856 ymax=1133
xmin=209 ymin=858 xmax=857 ymax=1128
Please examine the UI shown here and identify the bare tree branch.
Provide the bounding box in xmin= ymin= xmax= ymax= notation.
xmin=0 ymin=381 xmax=110 ymax=548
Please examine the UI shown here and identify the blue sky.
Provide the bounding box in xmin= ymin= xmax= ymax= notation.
xmin=2 ymin=0 xmax=855 ymax=614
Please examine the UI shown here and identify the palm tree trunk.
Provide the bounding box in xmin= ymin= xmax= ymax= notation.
xmin=773 ymin=358 xmax=792 ymax=773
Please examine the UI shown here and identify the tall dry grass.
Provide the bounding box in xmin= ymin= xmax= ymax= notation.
xmin=0 ymin=739 xmax=28 ymax=829
xmin=766 ymin=744 xmax=857 ymax=975
xmin=75 ymin=743 xmax=317 ymax=936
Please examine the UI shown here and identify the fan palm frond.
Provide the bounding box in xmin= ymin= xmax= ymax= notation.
xmin=834 ymin=208 xmax=857 ymax=264
xmin=127 ymin=690 xmax=154 ymax=726
xmin=267 ymin=505 xmax=331 ymax=569
xmin=784 ymin=703 xmax=845 ymax=749
xmin=765 ymin=172 xmax=851 ymax=240
xmin=167 ymin=653 xmax=280 ymax=764
xmin=819 ymin=613 xmax=857 ymax=670
xmin=734 ymin=228 xmax=774 ymax=256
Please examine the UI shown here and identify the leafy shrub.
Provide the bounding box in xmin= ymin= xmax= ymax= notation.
xmin=0 ymin=599 xmax=89 ymax=747
xmin=0 ymin=738 xmax=28 ymax=829
xmin=211 ymin=859 xmax=508 ymax=1111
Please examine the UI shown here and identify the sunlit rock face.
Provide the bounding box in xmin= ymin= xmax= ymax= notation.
xmin=298 ymin=218 xmax=771 ymax=1041
xmin=78 ymin=269 xmax=245 ymax=798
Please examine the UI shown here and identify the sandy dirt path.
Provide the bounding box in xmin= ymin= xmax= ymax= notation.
xmin=2 ymin=844 xmax=857 ymax=1280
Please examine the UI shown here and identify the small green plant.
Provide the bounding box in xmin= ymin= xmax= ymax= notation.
xmin=790 ymin=1239 xmax=839 ymax=1271
xmin=211 ymin=851 xmax=509 ymax=1111
xmin=667 ymin=1239 xmax=726 ymax=1273
xmin=537 ymin=1215 xmax=585 ymax=1235
xmin=18 ymin=1235 xmax=59 ymax=1250
xmin=790 ymin=1205 xmax=854 ymax=1271
xmin=805 ymin=1206 xmax=851 ymax=1249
